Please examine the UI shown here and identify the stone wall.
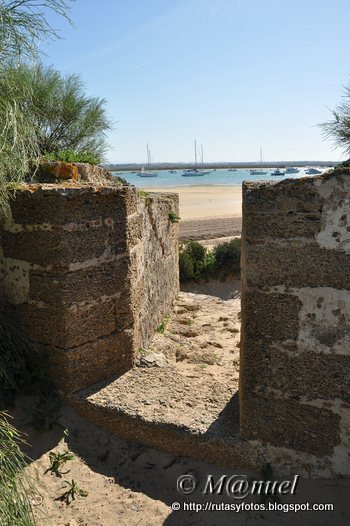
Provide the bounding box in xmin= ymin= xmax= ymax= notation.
xmin=240 ymin=169 xmax=350 ymax=477
xmin=0 ymin=184 xmax=179 ymax=394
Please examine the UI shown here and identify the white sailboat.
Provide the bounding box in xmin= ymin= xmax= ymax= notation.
xmin=250 ymin=148 xmax=268 ymax=175
xmin=182 ymin=140 xmax=208 ymax=177
xmin=200 ymin=144 xmax=211 ymax=175
xmin=137 ymin=144 xmax=158 ymax=177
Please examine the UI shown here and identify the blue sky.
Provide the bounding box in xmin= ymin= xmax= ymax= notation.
xmin=42 ymin=0 xmax=350 ymax=163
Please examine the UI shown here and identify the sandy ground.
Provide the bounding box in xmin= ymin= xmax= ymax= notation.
xmin=144 ymin=185 xmax=242 ymax=220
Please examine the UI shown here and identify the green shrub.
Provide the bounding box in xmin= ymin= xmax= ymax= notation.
xmin=179 ymin=249 xmax=195 ymax=281
xmin=179 ymin=238 xmax=241 ymax=282
xmin=179 ymin=241 xmax=215 ymax=281
xmin=42 ymin=149 xmax=101 ymax=165
xmin=213 ymin=238 xmax=241 ymax=277
xmin=186 ymin=240 xmax=206 ymax=262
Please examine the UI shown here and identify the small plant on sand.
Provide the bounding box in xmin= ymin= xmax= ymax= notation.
xmin=139 ymin=190 xmax=149 ymax=198
xmin=168 ymin=210 xmax=180 ymax=223
xmin=156 ymin=322 xmax=166 ymax=333
xmin=156 ymin=315 xmax=171 ymax=334
xmin=46 ymin=451 xmax=75 ymax=477
xmin=56 ymin=479 xmax=88 ymax=505
xmin=30 ymin=394 xmax=62 ymax=431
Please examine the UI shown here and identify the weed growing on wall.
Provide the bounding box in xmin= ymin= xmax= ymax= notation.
xmin=168 ymin=210 xmax=180 ymax=223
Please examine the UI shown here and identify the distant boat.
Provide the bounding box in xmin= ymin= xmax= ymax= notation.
xmin=270 ymin=169 xmax=285 ymax=176
xmin=199 ymin=144 xmax=211 ymax=174
xmin=228 ymin=168 xmax=237 ymax=172
xmin=250 ymin=148 xmax=268 ymax=175
xmin=182 ymin=140 xmax=207 ymax=177
xmin=169 ymin=170 xmax=177 ymax=174
xmin=286 ymin=167 xmax=299 ymax=174
xmin=305 ymin=168 xmax=322 ymax=175
xmin=137 ymin=144 xmax=158 ymax=177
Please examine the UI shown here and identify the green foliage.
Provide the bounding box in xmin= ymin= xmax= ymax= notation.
xmin=42 ymin=149 xmax=101 ymax=165
xmin=139 ymin=190 xmax=149 ymax=198
xmin=179 ymin=248 xmax=195 ymax=281
xmin=179 ymin=238 xmax=241 ymax=282
xmin=320 ymin=84 xmax=350 ymax=156
xmin=0 ymin=64 xmax=39 ymax=215
xmin=0 ymin=1 xmax=72 ymax=64
xmin=0 ymin=413 xmax=35 ymax=526
xmin=156 ymin=315 xmax=170 ymax=334
xmin=0 ymin=1 xmax=73 ymax=214
xmin=8 ymin=63 xmax=112 ymax=161
xmin=46 ymin=451 xmax=75 ymax=477
xmin=179 ymin=240 xmax=214 ymax=281
xmin=168 ymin=210 xmax=180 ymax=223
xmin=56 ymin=479 xmax=88 ymax=505
xmin=213 ymin=238 xmax=241 ymax=277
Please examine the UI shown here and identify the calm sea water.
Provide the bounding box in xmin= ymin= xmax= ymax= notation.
xmin=112 ymin=167 xmax=326 ymax=188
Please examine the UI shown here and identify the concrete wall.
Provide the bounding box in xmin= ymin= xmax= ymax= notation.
xmin=240 ymin=169 xmax=350 ymax=477
xmin=0 ymin=184 xmax=179 ymax=394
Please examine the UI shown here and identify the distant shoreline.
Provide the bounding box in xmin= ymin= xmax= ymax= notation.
xmin=108 ymin=161 xmax=336 ymax=172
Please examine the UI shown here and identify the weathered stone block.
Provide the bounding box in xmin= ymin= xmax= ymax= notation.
xmin=29 ymin=258 xmax=128 ymax=306
xmin=16 ymin=300 xmax=116 ymax=349
xmin=242 ymin=340 xmax=350 ymax=403
xmin=240 ymin=393 xmax=341 ymax=457
xmin=9 ymin=186 xmax=128 ymax=226
xmin=46 ymin=330 xmax=134 ymax=393
xmin=2 ymin=227 xmax=114 ymax=266
xmin=244 ymin=241 xmax=350 ymax=290
xmin=1 ymin=182 xmax=179 ymax=397
xmin=243 ymin=290 xmax=301 ymax=341
xmin=243 ymin=180 xmax=323 ymax=239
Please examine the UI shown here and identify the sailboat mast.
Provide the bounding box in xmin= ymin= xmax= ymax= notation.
xmin=194 ymin=139 xmax=197 ymax=167
xmin=201 ymin=144 xmax=204 ymax=166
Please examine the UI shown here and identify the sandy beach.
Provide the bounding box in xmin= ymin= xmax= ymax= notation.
xmin=144 ymin=184 xmax=242 ymax=241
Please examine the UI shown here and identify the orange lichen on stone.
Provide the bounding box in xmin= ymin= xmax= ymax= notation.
xmin=47 ymin=162 xmax=79 ymax=181
xmin=35 ymin=161 xmax=79 ymax=183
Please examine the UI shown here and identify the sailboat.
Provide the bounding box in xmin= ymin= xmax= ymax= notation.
xmin=137 ymin=144 xmax=158 ymax=177
xmin=250 ymin=148 xmax=268 ymax=175
xmin=199 ymin=144 xmax=211 ymax=175
xmin=182 ymin=140 xmax=208 ymax=177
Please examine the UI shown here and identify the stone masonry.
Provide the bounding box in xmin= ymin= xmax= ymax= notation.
xmin=0 ymin=184 xmax=179 ymax=394
xmin=240 ymin=169 xmax=350 ymax=477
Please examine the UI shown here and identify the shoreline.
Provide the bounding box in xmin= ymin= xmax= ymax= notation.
xmin=143 ymin=185 xmax=243 ymax=242
xmin=144 ymin=184 xmax=242 ymax=221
